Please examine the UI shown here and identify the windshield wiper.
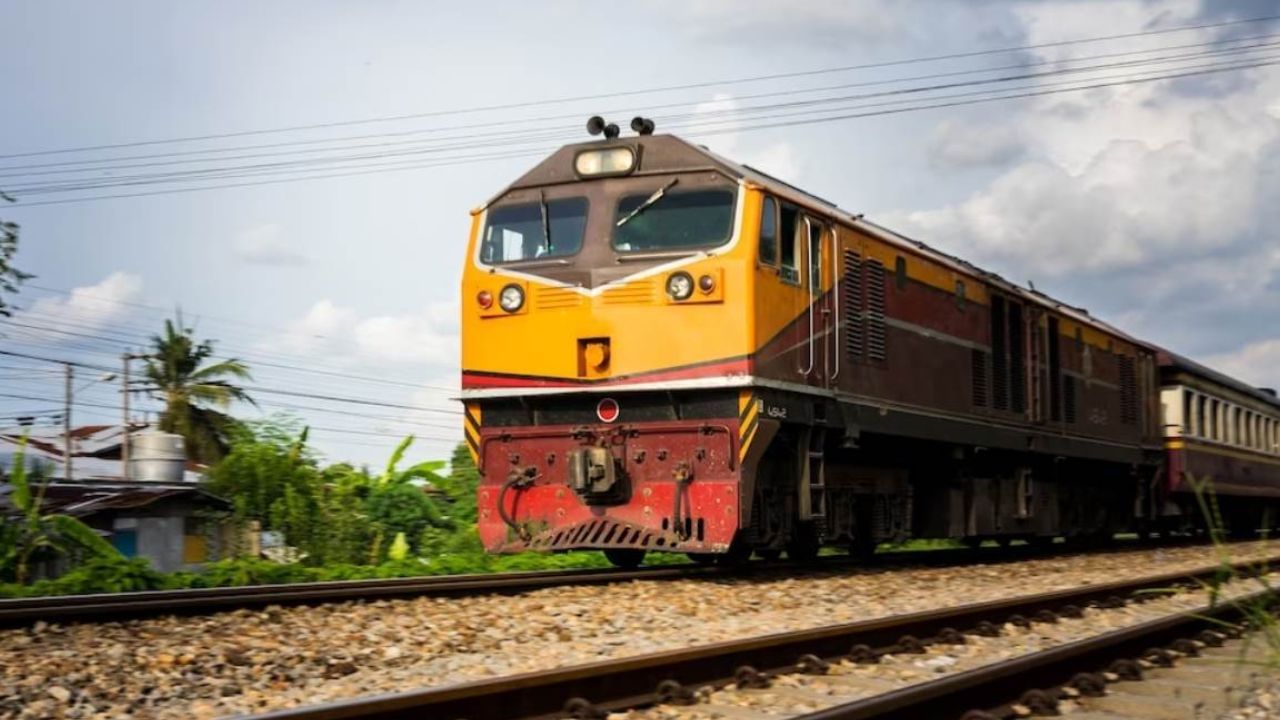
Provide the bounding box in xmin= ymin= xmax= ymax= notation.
xmin=616 ymin=178 xmax=678 ymax=228
xmin=539 ymin=190 xmax=552 ymax=252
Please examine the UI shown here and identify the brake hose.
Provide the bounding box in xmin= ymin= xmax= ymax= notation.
xmin=496 ymin=473 xmax=537 ymax=541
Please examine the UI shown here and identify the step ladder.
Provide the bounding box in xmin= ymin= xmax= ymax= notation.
xmin=800 ymin=427 xmax=827 ymax=533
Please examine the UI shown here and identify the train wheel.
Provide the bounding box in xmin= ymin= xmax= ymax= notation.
xmin=786 ymin=523 xmax=820 ymax=562
xmin=686 ymin=552 xmax=717 ymax=565
xmin=603 ymin=548 xmax=646 ymax=569
xmin=717 ymin=535 xmax=753 ymax=567
xmin=849 ymin=535 xmax=877 ymax=561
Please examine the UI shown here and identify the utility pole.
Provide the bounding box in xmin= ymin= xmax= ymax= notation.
xmin=122 ymin=353 xmax=131 ymax=481
xmin=63 ymin=363 xmax=73 ymax=482
xmin=120 ymin=351 xmax=152 ymax=481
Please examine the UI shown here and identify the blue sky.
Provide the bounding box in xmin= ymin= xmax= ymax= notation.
xmin=3 ymin=0 xmax=1279 ymax=466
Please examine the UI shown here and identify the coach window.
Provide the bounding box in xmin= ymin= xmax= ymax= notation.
xmin=955 ymin=280 xmax=966 ymax=309
xmin=1195 ymin=394 xmax=1207 ymax=438
xmin=895 ymin=256 xmax=907 ymax=290
xmin=1209 ymin=399 xmax=1220 ymax=441
xmin=1232 ymin=407 xmax=1242 ymax=446
xmin=779 ymin=202 xmax=801 ymax=285
xmin=1183 ymin=389 xmax=1195 ymax=437
xmin=758 ymin=196 xmax=779 ymax=267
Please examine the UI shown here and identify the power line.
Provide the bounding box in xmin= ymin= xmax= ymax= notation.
xmin=10 ymin=55 xmax=1277 ymax=208
xmin=8 ymin=30 xmax=1276 ymax=181
xmin=2 ymin=299 xmax=462 ymax=395
xmin=4 ymin=12 xmax=1276 ymax=160
xmin=8 ymin=38 xmax=1276 ymax=199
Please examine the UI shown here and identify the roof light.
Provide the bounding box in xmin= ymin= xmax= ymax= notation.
xmin=575 ymin=147 xmax=636 ymax=177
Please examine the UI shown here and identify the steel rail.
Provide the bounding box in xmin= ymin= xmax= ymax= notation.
xmin=0 ymin=563 xmax=718 ymax=627
xmin=244 ymin=553 xmax=1277 ymax=720
xmin=798 ymin=588 xmax=1277 ymax=719
xmin=0 ymin=536 xmax=1240 ymax=627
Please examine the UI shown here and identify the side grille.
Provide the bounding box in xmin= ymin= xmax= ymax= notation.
xmin=842 ymin=249 xmax=863 ymax=358
xmin=600 ymin=280 xmax=655 ymax=305
xmin=535 ymin=287 xmax=583 ymax=310
xmin=866 ymin=259 xmax=887 ymax=361
xmin=1063 ymin=376 xmax=1077 ymax=424
xmin=971 ymin=349 xmax=988 ymax=407
xmin=1118 ymin=355 xmax=1137 ymax=425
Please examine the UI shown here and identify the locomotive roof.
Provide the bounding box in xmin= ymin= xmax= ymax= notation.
xmin=490 ymin=134 xmax=1149 ymax=354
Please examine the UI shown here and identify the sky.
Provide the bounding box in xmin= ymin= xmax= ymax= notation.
xmin=1 ymin=0 xmax=1279 ymax=467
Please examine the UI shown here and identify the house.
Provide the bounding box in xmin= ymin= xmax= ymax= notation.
xmin=0 ymin=425 xmax=235 ymax=573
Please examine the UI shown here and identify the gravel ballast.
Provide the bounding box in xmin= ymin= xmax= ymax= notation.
xmin=1 ymin=542 xmax=1276 ymax=719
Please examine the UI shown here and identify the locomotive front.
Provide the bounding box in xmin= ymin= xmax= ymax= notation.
xmin=460 ymin=127 xmax=766 ymax=565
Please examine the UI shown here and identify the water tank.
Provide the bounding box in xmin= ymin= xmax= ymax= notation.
xmin=129 ymin=431 xmax=186 ymax=482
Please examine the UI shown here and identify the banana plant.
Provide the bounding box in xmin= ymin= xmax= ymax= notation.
xmin=1 ymin=436 xmax=120 ymax=584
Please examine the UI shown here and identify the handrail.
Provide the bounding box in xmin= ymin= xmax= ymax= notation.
xmin=799 ymin=216 xmax=815 ymax=376
xmin=829 ymin=224 xmax=841 ymax=383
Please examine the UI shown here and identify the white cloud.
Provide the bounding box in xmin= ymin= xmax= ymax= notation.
xmin=22 ymin=272 xmax=143 ymax=340
xmin=274 ymin=299 xmax=459 ymax=368
xmin=683 ymin=0 xmax=902 ymax=45
xmin=1204 ymin=339 xmax=1280 ymax=392
xmin=926 ymin=120 xmax=1026 ymax=170
xmin=693 ymin=94 xmax=801 ymax=181
xmin=234 ymin=223 xmax=308 ymax=266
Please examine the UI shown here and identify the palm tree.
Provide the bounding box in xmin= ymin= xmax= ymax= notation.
xmin=144 ymin=316 xmax=254 ymax=464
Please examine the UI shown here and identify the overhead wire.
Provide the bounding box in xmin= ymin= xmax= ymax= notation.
xmin=3 ymin=11 xmax=1276 ymax=160
xmin=5 ymin=30 xmax=1277 ymax=183
xmin=10 ymin=53 xmax=1278 ymax=208
xmin=6 ymin=36 xmax=1279 ymax=199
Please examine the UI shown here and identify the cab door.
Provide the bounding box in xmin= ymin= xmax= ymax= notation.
xmin=800 ymin=213 xmax=833 ymax=388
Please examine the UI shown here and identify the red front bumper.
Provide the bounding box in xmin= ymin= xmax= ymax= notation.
xmin=476 ymin=418 xmax=743 ymax=553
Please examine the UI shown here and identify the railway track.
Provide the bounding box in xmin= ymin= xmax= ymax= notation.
xmin=0 ymin=537 xmax=1222 ymax=627
xmin=244 ymin=553 xmax=1278 ymax=720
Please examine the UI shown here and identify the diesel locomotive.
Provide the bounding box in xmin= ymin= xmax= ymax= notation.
xmin=460 ymin=118 xmax=1280 ymax=567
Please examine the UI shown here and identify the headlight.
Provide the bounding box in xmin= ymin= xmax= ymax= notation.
xmin=499 ymin=284 xmax=525 ymax=312
xmin=666 ymin=272 xmax=694 ymax=301
xmin=698 ymin=274 xmax=716 ymax=293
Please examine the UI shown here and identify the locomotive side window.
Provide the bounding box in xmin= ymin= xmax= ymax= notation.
xmin=758 ymin=196 xmax=779 ymax=266
xmin=779 ymin=202 xmax=801 ymax=284
xmin=481 ymin=197 xmax=588 ymax=264
xmin=612 ymin=189 xmax=735 ymax=252
xmin=894 ymin=256 xmax=907 ymax=290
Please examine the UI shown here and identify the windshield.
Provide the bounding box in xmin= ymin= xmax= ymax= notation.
xmin=612 ymin=189 xmax=736 ymax=252
xmin=480 ymin=197 xmax=588 ymax=263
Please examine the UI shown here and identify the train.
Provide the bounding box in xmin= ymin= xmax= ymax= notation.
xmin=459 ymin=117 xmax=1280 ymax=567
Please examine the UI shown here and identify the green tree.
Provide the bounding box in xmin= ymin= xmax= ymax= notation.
xmin=144 ymin=316 xmax=254 ymax=463
xmin=1 ymin=437 xmax=121 ymax=584
xmin=0 ymin=190 xmax=32 ymax=317
xmin=365 ymin=436 xmax=455 ymax=557
xmin=206 ymin=421 xmax=315 ymax=522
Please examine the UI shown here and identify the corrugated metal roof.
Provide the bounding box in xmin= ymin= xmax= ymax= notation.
xmin=0 ymin=481 xmax=231 ymax=518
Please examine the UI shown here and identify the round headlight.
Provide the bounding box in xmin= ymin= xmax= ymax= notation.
xmin=666 ymin=272 xmax=694 ymax=301
xmin=476 ymin=290 xmax=493 ymax=309
xmin=499 ymin=284 xmax=524 ymax=312
xmin=698 ymin=274 xmax=716 ymax=293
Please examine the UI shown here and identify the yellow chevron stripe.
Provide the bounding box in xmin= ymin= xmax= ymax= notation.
xmin=464 ymin=403 xmax=482 ymax=464
xmin=738 ymin=390 xmax=759 ymax=463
